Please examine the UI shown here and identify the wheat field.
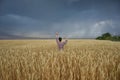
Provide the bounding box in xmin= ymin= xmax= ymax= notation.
xmin=0 ymin=39 xmax=120 ymax=80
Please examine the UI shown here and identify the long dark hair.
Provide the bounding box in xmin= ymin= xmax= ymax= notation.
xmin=59 ymin=37 xmax=62 ymax=42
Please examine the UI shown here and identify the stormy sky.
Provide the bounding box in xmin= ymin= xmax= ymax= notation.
xmin=0 ymin=0 xmax=120 ymax=38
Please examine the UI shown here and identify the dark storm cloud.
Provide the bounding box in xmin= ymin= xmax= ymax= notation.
xmin=0 ymin=0 xmax=120 ymax=38
xmin=0 ymin=14 xmax=52 ymax=34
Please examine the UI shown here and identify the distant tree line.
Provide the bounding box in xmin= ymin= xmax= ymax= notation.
xmin=96 ymin=32 xmax=120 ymax=41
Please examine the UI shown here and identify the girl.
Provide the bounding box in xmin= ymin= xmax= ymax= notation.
xmin=56 ymin=32 xmax=68 ymax=51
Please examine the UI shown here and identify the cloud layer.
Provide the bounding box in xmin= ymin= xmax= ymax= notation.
xmin=0 ymin=0 xmax=120 ymax=38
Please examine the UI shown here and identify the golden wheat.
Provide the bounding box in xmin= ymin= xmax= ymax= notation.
xmin=0 ymin=39 xmax=120 ymax=80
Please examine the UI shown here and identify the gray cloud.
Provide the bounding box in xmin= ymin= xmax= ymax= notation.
xmin=0 ymin=0 xmax=120 ymax=38
xmin=0 ymin=13 xmax=120 ymax=38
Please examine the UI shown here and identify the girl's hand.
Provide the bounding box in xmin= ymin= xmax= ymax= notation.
xmin=56 ymin=32 xmax=59 ymax=35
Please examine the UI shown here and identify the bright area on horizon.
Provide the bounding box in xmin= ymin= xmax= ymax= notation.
xmin=0 ymin=0 xmax=120 ymax=39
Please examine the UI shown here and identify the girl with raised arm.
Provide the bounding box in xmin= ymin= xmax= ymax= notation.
xmin=56 ymin=32 xmax=68 ymax=51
